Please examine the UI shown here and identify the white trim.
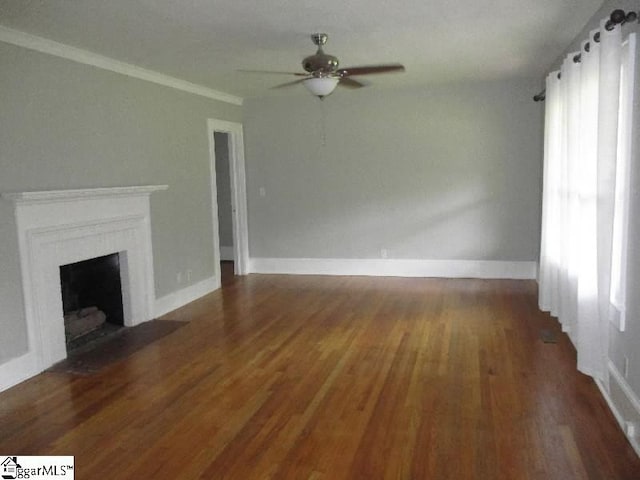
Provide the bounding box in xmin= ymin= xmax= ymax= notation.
xmin=0 ymin=351 xmax=38 ymax=393
xmin=609 ymin=360 xmax=640 ymax=422
xmin=249 ymin=258 xmax=537 ymax=279
xmin=597 ymin=361 xmax=640 ymax=456
xmin=220 ymin=246 xmax=235 ymax=261
xmin=1 ymin=185 xmax=167 ymax=204
xmin=154 ymin=276 xmax=218 ymax=318
xmin=207 ymin=119 xmax=250 ymax=280
xmin=0 ymin=26 xmax=243 ymax=106
xmin=596 ymin=378 xmax=626 ymax=430
xmin=610 ymin=306 xmax=627 ymax=333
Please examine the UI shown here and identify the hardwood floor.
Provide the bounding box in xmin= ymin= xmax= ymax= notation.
xmin=1 ymin=271 xmax=639 ymax=479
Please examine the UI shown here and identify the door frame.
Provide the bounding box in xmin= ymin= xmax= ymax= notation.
xmin=207 ymin=119 xmax=249 ymax=286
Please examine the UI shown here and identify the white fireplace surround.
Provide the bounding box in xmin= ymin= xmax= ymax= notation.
xmin=2 ymin=185 xmax=167 ymax=378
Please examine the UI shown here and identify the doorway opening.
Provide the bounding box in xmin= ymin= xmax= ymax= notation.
xmin=207 ymin=119 xmax=249 ymax=289
xmin=213 ymin=132 xmax=234 ymax=262
xmin=213 ymin=131 xmax=235 ymax=282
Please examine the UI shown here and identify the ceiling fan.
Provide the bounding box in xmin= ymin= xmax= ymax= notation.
xmin=242 ymin=33 xmax=405 ymax=98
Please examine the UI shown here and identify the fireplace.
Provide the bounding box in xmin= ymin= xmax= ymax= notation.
xmin=60 ymin=252 xmax=125 ymax=350
xmin=2 ymin=185 xmax=167 ymax=372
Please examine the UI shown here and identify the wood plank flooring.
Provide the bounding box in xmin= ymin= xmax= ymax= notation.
xmin=1 ymin=267 xmax=640 ymax=479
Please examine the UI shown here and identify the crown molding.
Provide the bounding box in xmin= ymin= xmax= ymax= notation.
xmin=0 ymin=26 xmax=243 ymax=106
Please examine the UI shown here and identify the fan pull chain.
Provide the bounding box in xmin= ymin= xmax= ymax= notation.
xmin=320 ymin=99 xmax=327 ymax=147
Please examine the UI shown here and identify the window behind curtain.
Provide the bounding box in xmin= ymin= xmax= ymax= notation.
xmin=610 ymin=33 xmax=636 ymax=331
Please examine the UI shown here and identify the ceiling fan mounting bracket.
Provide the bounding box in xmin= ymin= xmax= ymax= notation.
xmin=311 ymin=33 xmax=328 ymax=47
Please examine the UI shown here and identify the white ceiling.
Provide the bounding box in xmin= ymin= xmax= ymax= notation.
xmin=0 ymin=0 xmax=603 ymax=99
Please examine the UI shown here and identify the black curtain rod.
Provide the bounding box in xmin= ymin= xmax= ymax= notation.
xmin=533 ymin=90 xmax=546 ymax=102
xmin=533 ymin=9 xmax=638 ymax=102
xmin=605 ymin=9 xmax=638 ymax=31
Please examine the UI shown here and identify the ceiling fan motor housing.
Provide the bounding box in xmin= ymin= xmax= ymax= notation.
xmin=302 ymin=53 xmax=339 ymax=75
xmin=302 ymin=33 xmax=339 ymax=75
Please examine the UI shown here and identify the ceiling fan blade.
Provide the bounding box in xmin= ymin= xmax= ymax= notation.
xmin=338 ymin=77 xmax=367 ymax=89
xmin=238 ymin=69 xmax=309 ymax=76
xmin=271 ymin=78 xmax=307 ymax=89
xmin=338 ymin=64 xmax=405 ymax=76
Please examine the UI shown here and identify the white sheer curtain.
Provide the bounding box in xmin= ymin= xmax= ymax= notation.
xmin=539 ymin=19 xmax=636 ymax=380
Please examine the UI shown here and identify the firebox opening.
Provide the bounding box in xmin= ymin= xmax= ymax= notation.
xmin=60 ymin=252 xmax=125 ymax=352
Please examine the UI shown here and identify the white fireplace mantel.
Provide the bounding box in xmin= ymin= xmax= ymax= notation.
xmin=2 ymin=185 xmax=167 ymax=205
xmin=1 ymin=185 xmax=167 ymax=382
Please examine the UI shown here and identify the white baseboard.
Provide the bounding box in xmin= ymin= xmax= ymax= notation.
xmin=609 ymin=362 xmax=640 ymax=417
xmin=0 ymin=351 xmax=39 ymax=393
xmin=155 ymin=276 xmax=219 ymax=318
xmin=597 ymin=361 xmax=640 ymax=456
xmin=248 ymin=257 xmax=537 ymax=279
xmin=220 ymin=246 xmax=235 ymax=262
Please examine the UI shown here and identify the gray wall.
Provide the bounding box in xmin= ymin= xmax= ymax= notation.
xmin=0 ymin=41 xmax=241 ymax=362
xmin=214 ymin=132 xmax=234 ymax=248
xmin=243 ymin=78 xmax=543 ymax=261
xmin=546 ymin=0 xmax=640 ymax=419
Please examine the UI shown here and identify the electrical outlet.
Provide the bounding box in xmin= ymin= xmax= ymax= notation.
xmin=259 ymin=187 xmax=266 ymax=197
xmin=380 ymin=249 xmax=388 ymax=259
xmin=187 ymin=269 xmax=192 ymax=282
xmin=177 ymin=272 xmax=183 ymax=284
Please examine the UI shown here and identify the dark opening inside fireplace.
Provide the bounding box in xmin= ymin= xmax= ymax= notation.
xmin=60 ymin=252 xmax=124 ymax=352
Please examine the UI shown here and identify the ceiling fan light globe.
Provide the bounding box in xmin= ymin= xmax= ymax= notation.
xmin=303 ymin=77 xmax=339 ymax=97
